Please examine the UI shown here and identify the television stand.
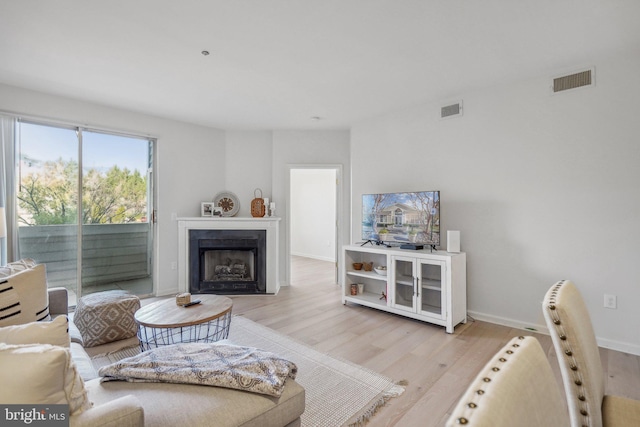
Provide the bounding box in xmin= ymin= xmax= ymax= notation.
xmin=342 ymin=244 xmax=467 ymax=334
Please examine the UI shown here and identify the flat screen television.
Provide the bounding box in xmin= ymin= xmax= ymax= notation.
xmin=362 ymin=191 xmax=440 ymax=247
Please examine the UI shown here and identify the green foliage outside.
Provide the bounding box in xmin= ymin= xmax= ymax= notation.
xmin=18 ymin=158 xmax=147 ymax=225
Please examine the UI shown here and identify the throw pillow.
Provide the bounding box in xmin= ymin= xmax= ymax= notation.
xmin=0 ymin=258 xmax=37 ymax=277
xmin=0 ymin=262 xmax=50 ymax=327
xmin=0 ymin=315 xmax=70 ymax=348
xmin=0 ymin=343 xmax=91 ymax=415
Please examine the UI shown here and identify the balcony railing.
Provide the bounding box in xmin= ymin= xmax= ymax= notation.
xmin=18 ymin=223 xmax=151 ymax=296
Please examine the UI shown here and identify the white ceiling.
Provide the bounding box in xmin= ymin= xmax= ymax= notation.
xmin=1 ymin=0 xmax=639 ymax=130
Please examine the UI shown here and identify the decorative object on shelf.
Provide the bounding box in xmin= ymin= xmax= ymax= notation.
xmin=269 ymin=202 xmax=276 ymax=217
xmin=362 ymin=262 xmax=373 ymax=271
xmin=213 ymin=191 xmax=240 ymax=217
xmin=251 ymin=188 xmax=266 ymax=218
xmin=447 ymin=230 xmax=461 ymax=253
xmin=353 ymin=262 xmax=363 ymax=270
xmin=380 ymin=291 xmax=387 ymax=301
xmin=263 ymin=198 xmax=269 ymax=216
xmin=357 ymin=284 xmax=364 ymax=295
xmin=201 ymin=202 xmax=214 ymax=217
xmin=350 ymin=284 xmax=358 ymax=295
xmin=212 ymin=207 xmax=223 ymax=217
xmin=374 ymin=266 xmax=387 ymax=276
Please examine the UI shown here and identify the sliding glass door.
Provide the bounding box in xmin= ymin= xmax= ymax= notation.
xmin=16 ymin=121 xmax=154 ymax=305
xmin=80 ymin=131 xmax=153 ymax=296
xmin=17 ymin=122 xmax=79 ymax=299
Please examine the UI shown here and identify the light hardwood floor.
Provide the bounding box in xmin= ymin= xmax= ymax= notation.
xmin=214 ymin=256 xmax=639 ymax=426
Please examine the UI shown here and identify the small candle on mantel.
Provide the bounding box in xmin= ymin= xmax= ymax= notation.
xmin=270 ymin=202 xmax=276 ymax=217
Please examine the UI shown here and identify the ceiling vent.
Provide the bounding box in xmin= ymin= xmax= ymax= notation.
xmin=552 ymin=68 xmax=594 ymax=93
xmin=441 ymin=101 xmax=463 ymax=119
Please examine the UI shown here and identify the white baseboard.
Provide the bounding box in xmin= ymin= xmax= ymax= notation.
xmin=468 ymin=310 xmax=640 ymax=356
xmin=594 ymin=337 xmax=640 ymax=356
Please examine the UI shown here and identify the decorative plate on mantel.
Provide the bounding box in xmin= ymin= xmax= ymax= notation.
xmin=213 ymin=191 xmax=240 ymax=217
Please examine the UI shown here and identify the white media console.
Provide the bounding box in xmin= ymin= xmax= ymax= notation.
xmin=342 ymin=244 xmax=467 ymax=333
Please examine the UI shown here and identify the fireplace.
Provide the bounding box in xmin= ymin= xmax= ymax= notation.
xmin=177 ymin=217 xmax=280 ymax=296
xmin=189 ymin=229 xmax=266 ymax=294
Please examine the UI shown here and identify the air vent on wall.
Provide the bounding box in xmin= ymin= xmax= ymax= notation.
xmin=552 ymin=68 xmax=594 ymax=93
xmin=441 ymin=101 xmax=463 ymax=119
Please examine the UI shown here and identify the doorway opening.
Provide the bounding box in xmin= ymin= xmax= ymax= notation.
xmin=288 ymin=166 xmax=340 ymax=285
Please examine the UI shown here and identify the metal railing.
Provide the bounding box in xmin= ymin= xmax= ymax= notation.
xmin=18 ymin=223 xmax=151 ymax=294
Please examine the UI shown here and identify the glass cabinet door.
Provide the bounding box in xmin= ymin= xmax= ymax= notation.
xmin=391 ymin=257 xmax=417 ymax=312
xmin=418 ymin=260 xmax=446 ymax=319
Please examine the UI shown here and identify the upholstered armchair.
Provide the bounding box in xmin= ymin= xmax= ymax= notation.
xmin=542 ymin=280 xmax=640 ymax=427
xmin=446 ymin=336 xmax=569 ymax=427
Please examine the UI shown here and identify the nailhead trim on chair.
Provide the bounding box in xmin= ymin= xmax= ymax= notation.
xmin=546 ymin=280 xmax=591 ymax=427
xmin=455 ymin=336 xmax=526 ymax=425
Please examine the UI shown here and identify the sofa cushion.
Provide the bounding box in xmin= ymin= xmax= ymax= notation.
xmin=0 ymin=314 xmax=70 ymax=347
xmin=74 ymin=291 xmax=140 ymax=348
xmin=71 ymin=341 xmax=100 ymax=381
xmin=0 ymin=261 xmax=50 ymax=327
xmin=85 ymin=376 xmax=305 ymax=427
xmin=70 ymin=395 xmax=144 ymax=427
xmin=0 ymin=343 xmax=91 ymax=415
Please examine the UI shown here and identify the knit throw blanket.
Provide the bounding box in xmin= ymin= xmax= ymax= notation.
xmin=98 ymin=342 xmax=297 ymax=397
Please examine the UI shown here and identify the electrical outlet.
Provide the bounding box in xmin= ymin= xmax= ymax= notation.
xmin=171 ymin=262 xmax=177 ymax=270
xmin=171 ymin=212 xmax=177 ymax=221
xmin=604 ymin=294 xmax=617 ymax=309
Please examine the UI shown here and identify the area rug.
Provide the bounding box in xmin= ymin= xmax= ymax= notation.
xmin=91 ymin=316 xmax=404 ymax=426
xmin=228 ymin=316 xmax=404 ymax=427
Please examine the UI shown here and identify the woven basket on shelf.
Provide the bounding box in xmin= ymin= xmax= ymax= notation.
xmin=251 ymin=188 xmax=265 ymax=217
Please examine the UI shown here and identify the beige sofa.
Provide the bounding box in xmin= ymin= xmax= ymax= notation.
xmin=54 ymin=288 xmax=306 ymax=427
xmin=1 ymin=263 xmax=305 ymax=427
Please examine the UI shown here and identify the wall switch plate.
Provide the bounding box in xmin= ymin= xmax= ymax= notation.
xmin=604 ymin=294 xmax=617 ymax=309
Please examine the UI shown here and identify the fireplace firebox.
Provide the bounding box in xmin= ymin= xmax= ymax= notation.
xmin=189 ymin=229 xmax=266 ymax=294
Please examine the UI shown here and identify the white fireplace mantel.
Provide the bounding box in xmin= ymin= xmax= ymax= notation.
xmin=178 ymin=217 xmax=281 ymax=294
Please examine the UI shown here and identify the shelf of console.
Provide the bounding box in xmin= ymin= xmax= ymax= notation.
xmin=346 ymin=270 xmax=387 ymax=282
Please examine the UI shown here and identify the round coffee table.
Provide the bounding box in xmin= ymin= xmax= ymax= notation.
xmin=135 ymin=294 xmax=233 ymax=350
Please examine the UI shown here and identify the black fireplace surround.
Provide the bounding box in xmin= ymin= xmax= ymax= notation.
xmin=189 ymin=229 xmax=267 ymax=295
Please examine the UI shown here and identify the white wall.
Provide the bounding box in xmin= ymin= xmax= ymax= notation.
xmin=290 ymin=168 xmax=337 ymax=261
xmin=222 ymin=130 xmax=349 ymax=285
xmin=0 ymin=83 xmax=226 ymax=297
xmin=351 ymin=53 xmax=640 ymax=355
xmin=272 ymin=130 xmax=350 ymax=285
xmin=224 ymin=131 xmax=273 ymax=217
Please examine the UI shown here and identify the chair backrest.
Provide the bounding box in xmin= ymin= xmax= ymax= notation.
xmin=446 ymin=336 xmax=569 ymax=427
xmin=543 ymin=280 xmax=605 ymax=427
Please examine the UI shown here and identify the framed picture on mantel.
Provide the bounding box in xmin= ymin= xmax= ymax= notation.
xmin=201 ymin=202 xmax=214 ymax=217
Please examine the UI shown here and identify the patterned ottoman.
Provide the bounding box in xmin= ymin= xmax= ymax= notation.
xmin=74 ymin=291 xmax=141 ymax=348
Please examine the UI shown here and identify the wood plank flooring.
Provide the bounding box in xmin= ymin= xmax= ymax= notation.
xmin=208 ymin=256 xmax=640 ymax=426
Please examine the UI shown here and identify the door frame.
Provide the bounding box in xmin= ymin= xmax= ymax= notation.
xmin=13 ymin=119 xmax=157 ymax=300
